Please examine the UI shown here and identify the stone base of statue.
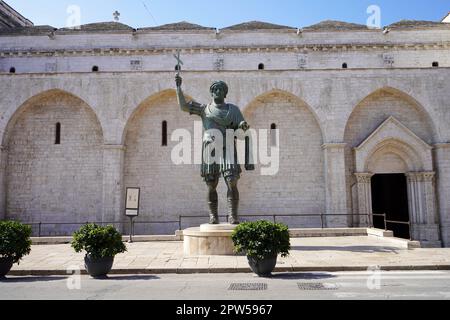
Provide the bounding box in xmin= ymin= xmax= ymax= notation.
xmin=183 ymin=223 xmax=238 ymax=256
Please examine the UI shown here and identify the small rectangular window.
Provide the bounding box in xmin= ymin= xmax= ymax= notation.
xmin=55 ymin=123 xmax=61 ymax=144
xmin=162 ymin=121 xmax=167 ymax=146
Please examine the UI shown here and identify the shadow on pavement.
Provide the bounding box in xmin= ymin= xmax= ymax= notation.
xmin=0 ymin=276 xmax=67 ymax=282
xmin=87 ymin=275 xmax=160 ymax=281
xmin=291 ymin=246 xmax=399 ymax=253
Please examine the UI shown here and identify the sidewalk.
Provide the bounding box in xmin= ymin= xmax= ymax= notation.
xmin=9 ymin=236 xmax=450 ymax=275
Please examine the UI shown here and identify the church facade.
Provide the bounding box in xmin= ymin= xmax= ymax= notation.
xmin=0 ymin=6 xmax=449 ymax=247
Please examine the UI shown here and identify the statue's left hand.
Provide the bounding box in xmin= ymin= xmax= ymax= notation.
xmin=239 ymin=121 xmax=249 ymax=131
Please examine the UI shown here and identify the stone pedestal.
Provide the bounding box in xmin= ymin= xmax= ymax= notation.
xmin=183 ymin=223 xmax=238 ymax=256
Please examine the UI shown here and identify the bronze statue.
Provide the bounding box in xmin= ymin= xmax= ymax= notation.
xmin=175 ymin=74 xmax=253 ymax=224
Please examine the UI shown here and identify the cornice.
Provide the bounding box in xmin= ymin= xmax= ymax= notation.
xmin=1 ymin=42 xmax=449 ymax=58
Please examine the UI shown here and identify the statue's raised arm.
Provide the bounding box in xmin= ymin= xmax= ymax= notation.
xmin=175 ymin=74 xmax=189 ymax=113
xmin=175 ymin=74 xmax=204 ymax=116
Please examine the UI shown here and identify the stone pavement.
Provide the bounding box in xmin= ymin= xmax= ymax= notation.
xmin=9 ymin=236 xmax=450 ymax=275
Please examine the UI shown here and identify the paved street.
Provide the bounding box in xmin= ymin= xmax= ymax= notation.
xmin=1 ymin=271 xmax=450 ymax=300
xmin=4 ymin=235 xmax=450 ymax=302
xmin=9 ymin=236 xmax=450 ymax=275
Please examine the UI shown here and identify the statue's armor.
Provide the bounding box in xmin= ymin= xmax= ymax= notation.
xmin=187 ymin=101 xmax=245 ymax=180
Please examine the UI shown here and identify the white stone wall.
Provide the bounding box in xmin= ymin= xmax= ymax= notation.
xmin=241 ymin=91 xmax=325 ymax=227
xmin=1 ymin=49 xmax=448 ymax=74
xmin=4 ymin=90 xmax=103 ymax=235
xmin=0 ymin=58 xmax=449 ymax=242
xmin=1 ymin=28 xmax=449 ymax=74
xmin=0 ymin=26 xmax=448 ymax=241
xmin=1 ymin=29 xmax=450 ymax=51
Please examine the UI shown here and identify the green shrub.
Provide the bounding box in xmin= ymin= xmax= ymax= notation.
xmin=231 ymin=220 xmax=290 ymax=260
xmin=0 ymin=220 xmax=32 ymax=264
xmin=71 ymin=224 xmax=127 ymax=259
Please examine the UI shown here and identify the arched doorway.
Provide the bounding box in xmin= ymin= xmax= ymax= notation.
xmin=353 ymin=117 xmax=441 ymax=246
xmin=371 ymin=173 xmax=410 ymax=239
xmin=366 ymin=139 xmax=412 ymax=239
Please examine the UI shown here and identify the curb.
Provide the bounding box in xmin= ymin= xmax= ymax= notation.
xmin=8 ymin=264 xmax=450 ymax=276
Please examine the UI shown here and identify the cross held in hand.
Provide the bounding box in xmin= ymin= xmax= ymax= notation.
xmin=173 ymin=50 xmax=184 ymax=73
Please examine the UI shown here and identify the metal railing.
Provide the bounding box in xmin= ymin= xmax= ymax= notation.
xmin=372 ymin=213 xmax=412 ymax=240
xmin=16 ymin=212 xmax=412 ymax=240
xmin=22 ymin=220 xmax=179 ymax=238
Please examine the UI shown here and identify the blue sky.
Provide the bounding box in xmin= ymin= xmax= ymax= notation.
xmin=5 ymin=0 xmax=449 ymax=29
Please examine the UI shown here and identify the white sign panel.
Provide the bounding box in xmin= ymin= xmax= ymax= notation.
xmin=125 ymin=187 xmax=140 ymax=216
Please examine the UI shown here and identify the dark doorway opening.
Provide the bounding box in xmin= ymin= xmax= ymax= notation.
xmin=371 ymin=173 xmax=410 ymax=239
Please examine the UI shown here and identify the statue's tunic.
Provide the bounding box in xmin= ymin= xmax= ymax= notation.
xmin=187 ymin=101 xmax=245 ymax=179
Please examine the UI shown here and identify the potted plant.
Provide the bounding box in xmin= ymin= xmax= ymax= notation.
xmin=231 ymin=220 xmax=290 ymax=277
xmin=71 ymin=223 xmax=127 ymax=278
xmin=0 ymin=220 xmax=32 ymax=277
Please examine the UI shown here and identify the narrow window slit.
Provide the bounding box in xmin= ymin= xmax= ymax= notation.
xmin=162 ymin=121 xmax=168 ymax=146
xmin=270 ymin=123 xmax=277 ymax=146
xmin=55 ymin=123 xmax=61 ymax=144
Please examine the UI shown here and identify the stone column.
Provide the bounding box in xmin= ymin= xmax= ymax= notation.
xmin=0 ymin=146 xmax=6 ymax=220
xmin=423 ymin=172 xmax=438 ymax=225
xmin=102 ymin=144 xmax=125 ymax=228
xmin=322 ymin=143 xmax=348 ymax=227
xmin=406 ymin=171 xmax=441 ymax=247
xmin=434 ymin=143 xmax=450 ymax=247
xmin=354 ymin=173 xmax=373 ymax=227
xmin=405 ymin=172 xmax=423 ymax=226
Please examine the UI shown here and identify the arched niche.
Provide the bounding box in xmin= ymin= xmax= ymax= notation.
xmin=122 ymin=89 xmax=207 ymax=233
xmin=3 ymin=89 xmax=104 ymax=232
xmin=240 ymin=89 xmax=325 ymax=226
xmin=344 ymin=87 xmax=436 ymax=222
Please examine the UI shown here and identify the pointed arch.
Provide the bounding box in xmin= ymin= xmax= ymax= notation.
xmin=344 ymin=86 xmax=438 ymax=145
xmin=344 ymin=86 xmax=437 ymax=220
xmin=239 ymin=88 xmax=326 ymax=223
xmin=3 ymin=88 xmax=104 ymax=227
xmin=2 ymin=89 xmax=104 ymax=146
xmin=243 ymin=89 xmax=324 ymax=140
xmin=121 ymin=89 xmax=195 ymax=145
xmin=354 ymin=116 xmax=433 ymax=173
xmin=364 ymin=138 xmax=424 ymax=173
